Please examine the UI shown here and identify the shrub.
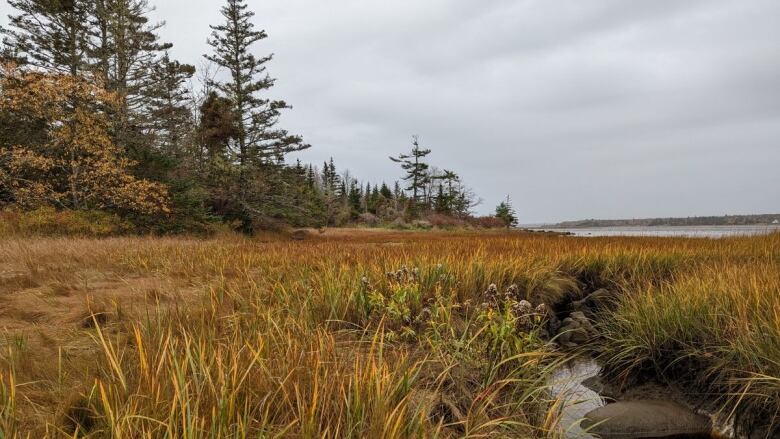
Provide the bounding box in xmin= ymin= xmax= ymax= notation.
xmin=411 ymin=220 xmax=433 ymax=230
xmin=357 ymin=212 xmax=379 ymax=226
xmin=468 ymin=216 xmax=506 ymax=229
xmin=389 ymin=217 xmax=410 ymax=230
xmin=0 ymin=208 xmax=131 ymax=237
xmin=425 ymin=213 xmax=467 ymax=229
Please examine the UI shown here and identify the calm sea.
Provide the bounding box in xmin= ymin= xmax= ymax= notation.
xmin=530 ymin=225 xmax=780 ymax=238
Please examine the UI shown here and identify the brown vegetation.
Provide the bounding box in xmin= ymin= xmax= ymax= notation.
xmin=0 ymin=230 xmax=777 ymax=437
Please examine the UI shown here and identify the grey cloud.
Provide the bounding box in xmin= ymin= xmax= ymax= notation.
xmin=4 ymin=0 xmax=777 ymax=222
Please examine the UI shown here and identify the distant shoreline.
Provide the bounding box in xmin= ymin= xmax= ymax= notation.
xmin=534 ymin=214 xmax=780 ymax=229
xmin=526 ymin=224 xmax=780 ymax=238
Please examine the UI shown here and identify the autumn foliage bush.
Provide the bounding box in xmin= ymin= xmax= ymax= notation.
xmin=468 ymin=215 xmax=508 ymax=229
xmin=0 ymin=64 xmax=169 ymax=216
xmin=425 ymin=213 xmax=467 ymax=228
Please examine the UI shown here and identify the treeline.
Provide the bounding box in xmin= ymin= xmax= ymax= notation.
xmin=551 ymin=214 xmax=780 ymax=228
xmin=0 ymin=0 xmax=514 ymax=234
xmin=304 ymin=137 xmax=479 ymax=228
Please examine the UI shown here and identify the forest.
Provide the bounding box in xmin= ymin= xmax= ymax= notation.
xmin=0 ymin=0 xmax=517 ymax=235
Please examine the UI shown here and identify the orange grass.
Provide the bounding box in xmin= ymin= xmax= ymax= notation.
xmin=0 ymin=230 xmax=777 ymax=436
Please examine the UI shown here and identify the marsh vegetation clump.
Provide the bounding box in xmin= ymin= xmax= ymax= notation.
xmin=0 ymin=230 xmax=778 ymax=436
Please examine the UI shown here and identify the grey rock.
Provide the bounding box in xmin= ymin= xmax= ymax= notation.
xmin=556 ymin=311 xmax=597 ymax=346
xmin=547 ymin=315 xmax=561 ymax=334
xmin=570 ymin=328 xmax=590 ymax=344
xmin=581 ymin=375 xmax=604 ymax=393
xmin=582 ymin=400 xmax=712 ymax=438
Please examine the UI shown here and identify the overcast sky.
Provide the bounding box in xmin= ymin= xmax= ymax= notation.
xmin=5 ymin=0 xmax=779 ymax=222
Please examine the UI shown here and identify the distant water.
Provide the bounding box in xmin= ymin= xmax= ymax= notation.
xmin=530 ymin=225 xmax=780 ymax=238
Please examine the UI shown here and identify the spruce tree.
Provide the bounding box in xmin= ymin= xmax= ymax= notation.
xmin=320 ymin=158 xmax=341 ymax=226
xmin=390 ymin=136 xmax=431 ymax=214
xmin=434 ymin=185 xmax=448 ymax=214
xmin=146 ymin=53 xmax=196 ymax=161
xmin=90 ymin=0 xmax=174 ymax=171
xmin=380 ymin=183 xmax=393 ymax=200
xmin=370 ymin=186 xmax=380 ymax=214
xmin=305 ymin=165 xmax=317 ymax=190
xmin=348 ymin=182 xmax=362 ymax=219
xmin=2 ymin=0 xmax=92 ymax=75
xmin=91 ymin=0 xmax=172 ymax=107
xmin=204 ymin=0 xmax=309 ymax=230
xmin=205 ymin=0 xmax=308 ymax=170
xmin=495 ymin=196 xmax=518 ymax=228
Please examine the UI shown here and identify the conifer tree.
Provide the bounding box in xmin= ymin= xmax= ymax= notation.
xmin=348 ymin=182 xmax=362 ymax=218
xmin=370 ymin=186 xmax=380 ymax=214
xmin=90 ymin=0 xmax=175 ymax=173
xmin=91 ymin=0 xmax=171 ymax=105
xmin=495 ymin=196 xmax=518 ymax=228
xmin=305 ymin=165 xmax=317 ymax=190
xmin=380 ymin=183 xmax=393 ymax=200
xmin=364 ymin=182 xmax=372 ymax=212
xmin=146 ymin=53 xmax=196 ymax=161
xmin=2 ymin=0 xmax=92 ymax=75
xmin=320 ymin=158 xmax=341 ymax=226
xmin=204 ymin=0 xmax=309 ymax=230
xmin=205 ymin=0 xmax=308 ymax=170
xmin=390 ymin=136 xmax=431 ymax=214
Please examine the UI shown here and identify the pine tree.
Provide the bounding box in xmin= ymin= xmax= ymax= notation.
xmin=2 ymin=0 xmax=93 ymax=75
xmin=390 ymin=136 xmax=431 ymax=214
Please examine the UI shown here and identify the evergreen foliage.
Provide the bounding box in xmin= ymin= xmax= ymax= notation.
xmin=495 ymin=196 xmax=519 ymax=228
xmin=0 ymin=0 xmax=504 ymax=233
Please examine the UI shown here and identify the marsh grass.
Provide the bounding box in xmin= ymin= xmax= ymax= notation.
xmin=0 ymin=231 xmax=778 ymax=436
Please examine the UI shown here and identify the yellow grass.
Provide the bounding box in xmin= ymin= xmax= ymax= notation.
xmin=0 ymin=230 xmax=778 ymax=437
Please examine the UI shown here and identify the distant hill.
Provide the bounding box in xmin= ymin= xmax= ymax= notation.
xmin=547 ymin=214 xmax=780 ymax=228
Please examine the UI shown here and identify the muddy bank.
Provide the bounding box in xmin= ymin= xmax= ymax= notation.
xmin=549 ymin=358 xmax=733 ymax=439
xmin=541 ymin=285 xmax=743 ymax=439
